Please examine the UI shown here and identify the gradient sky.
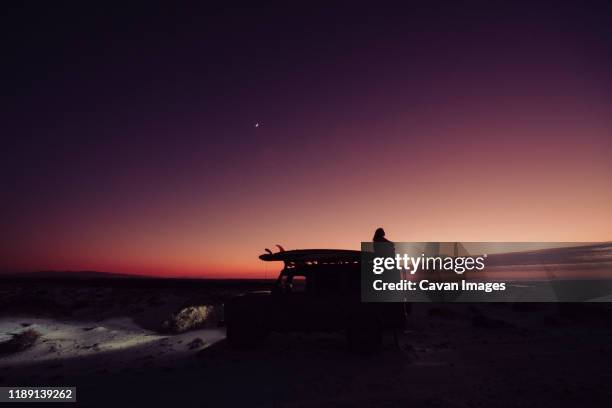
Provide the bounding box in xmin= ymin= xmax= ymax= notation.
xmin=2 ymin=2 xmax=611 ymax=277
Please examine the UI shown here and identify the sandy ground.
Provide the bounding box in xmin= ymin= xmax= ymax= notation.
xmin=1 ymin=279 xmax=612 ymax=407
xmin=0 ymin=317 xmax=225 ymax=366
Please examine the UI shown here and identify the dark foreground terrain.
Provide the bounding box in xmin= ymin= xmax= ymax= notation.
xmin=1 ymin=276 xmax=612 ymax=407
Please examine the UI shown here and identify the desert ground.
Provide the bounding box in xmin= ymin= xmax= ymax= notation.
xmin=1 ymin=275 xmax=612 ymax=407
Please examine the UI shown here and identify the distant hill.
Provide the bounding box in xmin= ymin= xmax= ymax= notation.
xmin=486 ymin=242 xmax=612 ymax=267
xmin=0 ymin=270 xmax=147 ymax=280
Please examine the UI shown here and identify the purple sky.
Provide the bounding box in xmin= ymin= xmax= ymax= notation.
xmin=2 ymin=2 xmax=611 ymax=277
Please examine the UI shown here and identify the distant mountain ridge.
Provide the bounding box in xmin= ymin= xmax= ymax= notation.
xmin=0 ymin=270 xmax=148 ymax=279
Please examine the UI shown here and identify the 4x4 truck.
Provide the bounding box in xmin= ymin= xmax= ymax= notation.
xmin=224 ymin=249 xmax=407 ymax=351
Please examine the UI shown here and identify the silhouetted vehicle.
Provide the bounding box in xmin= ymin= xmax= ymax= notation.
xmin=224 ymin=249 xmax=407 ymax=351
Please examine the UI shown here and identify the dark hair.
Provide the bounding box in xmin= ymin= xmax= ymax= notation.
xmin=373 ymin=227 xmax=386 ymax=241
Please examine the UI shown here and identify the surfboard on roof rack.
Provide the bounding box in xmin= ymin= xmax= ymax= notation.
xmin=258 ymin=249 xmax=361 ymax=263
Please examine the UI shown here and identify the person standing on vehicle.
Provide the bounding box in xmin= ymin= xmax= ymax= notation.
xmin=373 ymin=227 xmax=400 ymax=300
xmin=373 ymin=227 xmax=409 ymax=339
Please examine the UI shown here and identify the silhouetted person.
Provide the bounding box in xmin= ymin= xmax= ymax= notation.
xmin=373 ymin=227 xmax=390 ymax=243
xmin=373 ymin=227 xmax=395 ymax=257
xmin=372 ymin=227 xmax=408 ymax=342
xmin=372 ymin=226 xmax=398 ymax=295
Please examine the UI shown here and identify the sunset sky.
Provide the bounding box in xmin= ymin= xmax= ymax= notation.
xmin=2 ymin=2 xmax=611 ymax=277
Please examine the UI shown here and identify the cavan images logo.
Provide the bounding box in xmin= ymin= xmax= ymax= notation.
xmin=370 ymin=252 xmax=507 ymax=295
